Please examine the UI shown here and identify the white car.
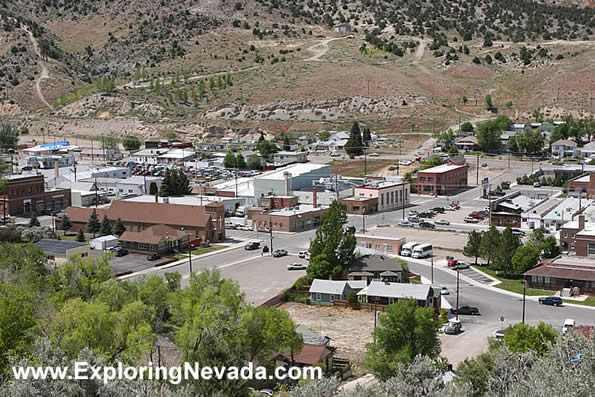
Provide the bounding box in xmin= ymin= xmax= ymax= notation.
xmin=298 ymin=251 xmax=309 ymax=258
xmin=240 ymin=225 xmax=253 ymax=231
xmin=369 ymin=152 xmax=380 ymax=157
xmin=441 ymin=286 xmax=449 ymax=295
xmin=435 ymin=219 xmax=450 ymax=225
xmin=287 ymin=263 xmax=307 ymax=271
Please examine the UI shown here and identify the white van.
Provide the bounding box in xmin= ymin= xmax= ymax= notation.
xmin=562 ymin=319 xmax=575 ymax=335
xmin=412 ymin=243 xmax=433 ymax=259
xmin=400 ymin=242 xmax=419 ymax=257
xmin=235 ymin=206 xmax=247 ymax=217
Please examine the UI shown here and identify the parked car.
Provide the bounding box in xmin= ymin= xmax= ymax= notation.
xmin=447 ymin=204 xmax=460 ymax=210
xmin=272 ymin=249 xmax=288 ymax=257
xmin=244 ymin=242 xmax=261 ymax=250
xmin=481 ymin=162 xmax=488 ymax=167
xmin=240 ymin=224 xmax=254 ymax=231
xmin=298 ymin=250 xmax=309 ymax=258
xmin=444 ymin=319 xmax=462 ymax=335
xmin=432 ymin=207 xmax=445 ymax=213
xmin=453 ymin=261 xmax=470 ymax=270
xmin=468 ymin=213 xmax=484 ymax=219
xmin=369 ymin=152 xmax=380 ymax=157
xmin=408 ymin=216 xmax=421 ymax=223
xmin=435 ymin=219 xmax=450 ymax=225
xmin=114 ymin=247 xmax=128 ymax=257
xmin=419 ymin=221 xmax=435 ymax=229
xmin=538 ymin=296 xmax=563 ymax=306
xmin=408 ymin=210 xmax=419 ymax=216
xmin=287 ymin=263 xmax=307 ymax=270
xmin=490 ymin=190 xmax=506 ymax=197
xmin=451 ymin=306 xmax=480 ymax=315
xmin=533 ymin=181 xmax=541 ymax=187
xmin=492 ymin=330 xmax=505 ymax=340
xmin=464 ymin=216 xmax=480 ymax=223
xmin=147 ymin=253 xmax=161 ymax=261
xmin=511 ymin=228 xmax=526 ymax=236
xmin=562 ymin=319 xmax=575 ymax=335
xmin=441 ymin=286 xmax=450 ymax=295
xmin=539 ymin=227 xmax=551 ymax=234
xmin=398 ymin=221 xmax=414 ymax=227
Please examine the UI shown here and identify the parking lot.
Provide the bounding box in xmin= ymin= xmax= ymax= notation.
xmin=89 ymin=250 xmax=169 ymax=276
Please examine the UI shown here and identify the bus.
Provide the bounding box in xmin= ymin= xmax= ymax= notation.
xmin=412 ymin=243 xmax=433 ymax=259
xmin=400 ymin=242 xmax=419 ymax=257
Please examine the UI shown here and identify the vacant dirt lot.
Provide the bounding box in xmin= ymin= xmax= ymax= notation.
xmin=281 ymin=302 xmax=375 ymax=364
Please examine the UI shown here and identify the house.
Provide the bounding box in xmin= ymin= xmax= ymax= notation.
xmin=454 ymin=136 xmax=478 ymax=152
xmin=417 ymin=164 xmax=468 ymax=196
xmin=56 ymin=200 xmax=225 ymax=243
xmin=34 ymin=239 xmax=89 ymax=265
xmin=551 ymin=139 xmax=579 ymax=158
xmin=348 ymin=255 xmax=405 ymax=284
xmin=524 ymin=256 xmax=595 ymax=296
xmin=80 ymin=148 xmax=123 ymax=162
xmin=352 ymin=176 xmax=409 ymax=212
xmin=559 ymin=214 xmax=595 ymax=255
xmin=273 ymin=151 xmax=308 ymax=165
xmin=334 ymin=23 xmax=352 ymax=33
xmin=119 ymin=224 xmax=190 ymax=254
xmin=308 ymin=279 xmax=366 ymax=304
xmin=0 ymin=174 xmax=71 ymax=216
xmin=580 ymin=142 xmax=595 ymax=158
xmin=357 ymin=281 xmax=439 ymax=312
xmin=538 ymin=122 xmax=556 ymax=140
xmin=446 ymin=155 xmax=467 ymax=166
xmin=500 ymin=130 xmax=517 ymax=151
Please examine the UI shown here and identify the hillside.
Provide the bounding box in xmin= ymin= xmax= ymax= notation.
xmin=0 ymin=0 xmax=593 ymax=140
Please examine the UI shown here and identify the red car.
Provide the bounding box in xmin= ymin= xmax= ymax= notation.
xmin=468 ymin=213 xmax=484 ymax=219
xmin=447 ymin=258 xmax=458 ymax=267
xmin=147 ymin=253 xmax=161 ymax=261
xmin=539 ymin=227 xmax=551 ymax=234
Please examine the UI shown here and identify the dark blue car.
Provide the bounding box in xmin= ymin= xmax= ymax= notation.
xmin=538 ymin=296 xmax=562 ymax=306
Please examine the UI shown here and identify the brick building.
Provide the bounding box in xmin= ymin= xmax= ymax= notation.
xmin=0 ymin=174 xmax=71 ymax=216
xmin=355 ymin=233 xmax=405 ymax=255
xmin=252 ymin=205 xmax=326 ymax=232
xmin=56 ymin=200 xmax=225 ymax=243
xmin=566 ymin=172 xmax=595 ymax=198
xmin=417 ymin=164 xmax=468 ymax=196
xmin=524 ymin=256 xmax=595 ymax=296
xmin=341 ymin=197 xmax=378 ymax=215
xmin=119 ymin=224 xmax=190 ymax=254
xmin=559 ymin=215 xmax=595 ymax=255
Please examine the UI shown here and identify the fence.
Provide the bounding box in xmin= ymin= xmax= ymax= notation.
xmin=333 ymin=299 xmax=387 ymax=312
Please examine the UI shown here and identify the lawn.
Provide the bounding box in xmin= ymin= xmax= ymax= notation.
xmin=472 ymin=266 xmax=554 ymax=296
xmin=563 ymin=296 xmax=595 ymax=307
xmin=173 ymin=245 xmax=225 ymax=259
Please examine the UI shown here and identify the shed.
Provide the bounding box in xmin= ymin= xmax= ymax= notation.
xmin=90 ymin=235 xmax=119 ymax=251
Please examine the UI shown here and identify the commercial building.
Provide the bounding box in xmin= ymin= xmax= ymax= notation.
xmin=542 ymin=197 xmax=592 ymax=231
xmin=79 ymin=148 xmax=123 ymax=162
xmin=252 ymin=204 xmax=326 ymax=232
xmin=524 ymin=256 xmax=595 ymax=296
xmin=355 ymin=233 xmax=405 ymax=256
xmin=341 ymin=197 xmax=378 ymax=215
xmin=131 ymin=148 xmax=169 ymax=164
xmin=26 ymin=154 xmax=75 ymax=169
xmin=156 ymin=148 xmax=196 ymax=165
xmin=119 ymin=224 xmax=190 ymax=254
xmin=253 ymin=164 xmax=330 ymax=200
xmin=272 ymin=151 xmax=308 ymax=165
xmin=566 ymin=172 xmax=595 ymax=198
xmin=0 ymin=174 xmax=71 ymax=216
xmin=123 ymin=194 xmax=246 ymax=215
xmin=34 ymin=239 xmax=89 ymax=265
xmin=417 ymin=164 xmax=468 ymax=196
xmin=56 ymin=200 xmax=225 ymax=243
xmin=293 ymin=176 xmax=358 ymax=206
xmin=559 ymin=214 xmax=595 ymax=255
xmin=352 ymin=177 xmax=409 ymax=212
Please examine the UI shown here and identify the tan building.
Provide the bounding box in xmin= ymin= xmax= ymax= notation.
xmin=119 ymin=224 xmax=190 ymax=254
xmin=341 ymin=197 xmax=378 ymax=215
xmin=35 ymin=239 xmax=90 ymax=265
xmin=353 ymin=177 xmax=409 ymax=212
xmin=355 ymin=233 xmax=405 ymax=255
xmin=252 ymin=205 xmax=326 ymax=232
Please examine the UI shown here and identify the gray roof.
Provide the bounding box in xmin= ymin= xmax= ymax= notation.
xmin=309 ymin=279 xmax=348 ymax=295
xmin=348 ymin=271 xmax=374 ymax=277
xmin=347 ymin=280 xmax=367 ymax=290
xmin=380 ymin=271 xmax=399 ymax=276
xmin=35 ymin=239 xmax=88 ymax=255
xmin=296 ymin=325 xmax=330 ymax=346
xmin=349 ymin=255 xmax=404 ymax=273
xmin=359 ymin=281 xmax=431 ymax=300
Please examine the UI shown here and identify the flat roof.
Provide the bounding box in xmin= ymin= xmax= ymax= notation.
xmin=525 ymin=256 xmax=595 ymax=281
xmin=123 ymin=195 xmax=242 ymax=205
xmin=35 ymin=239 xmax=87 ymax=255
xmin=257 ymin=163 xmax=329 ymax=180
xmin=419 ymin=164 xmax=467 ymax=174
xmin=574 ymin=175 xmax=590 ymax=183
xmin=267 ymin=204 xmax=324 ymax=216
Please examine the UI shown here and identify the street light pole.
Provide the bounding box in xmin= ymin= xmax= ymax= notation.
xmin=522 ymin=280 xmax=527 ymax=324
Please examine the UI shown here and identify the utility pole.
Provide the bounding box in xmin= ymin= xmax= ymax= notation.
xmin=94 ymin=176 xmax=98 ymax=209
xmin=364 ymin=148 xmax=367 ymax=177
xmin=91 ymin=139 xmax=95 ymax=166
xmin=269 ymin=216 xmax=273 ymax=253
xmin=488 ymin=184 xmax=492 ymax=226
xmin=402 ymin=182 xmax=406 ymax=220
xmin=362 ymin=208 xmax=366 ymax=233
xmin=456 ymin=269 xmax=460 ymax=321
xmin=335 ymin=175 xmax=339 ymax=201
xmin=431 ymin=256 xmax=434 ymax=284
xmin=476 ymin=154 xmax=479 ymax=185
xmin=522 ymin=280 xmax=526 ymax=324
xmin=234 ymin=157 xmax=238 ymax=198
xmin=367 ymin=80 xmax=370 ymax=97
xmin=188 ymin=242 xmax=193 ymax=274
xmin=508 ymin=152 xmax=511 ymax=169
xmin=101 ymin=135 xmax=106 ymax=162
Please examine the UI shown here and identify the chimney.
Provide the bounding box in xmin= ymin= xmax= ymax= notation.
xmin=312 ymin=187 xmax=317 ymax=208
xmin=54 ymin=159 xmax=59 ymax=178
xmin=578 ymin=214 xmax=585 ymax=231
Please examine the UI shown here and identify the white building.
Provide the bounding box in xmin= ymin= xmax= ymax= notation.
xmin=26 ymin=154 xmax=75 ymax=169
xmin=541 ymin=197 xmax=593 ymax=230
xmin=157 ymin=148 xmax=196 ymax=165
xmin=132 ymin=148 xmax=169 ymax=164
xmin=551 ymin=139 xmax=579 ymax=159
xmin=273 ymin=151 xmax=308 ymax=165
xmin=353 ymin=177 xmax=410 ymax=212
xmin=116 ymin=176 xmax=163 ymax=197
xmin=253 ymin=164 xmax=330 ymax=200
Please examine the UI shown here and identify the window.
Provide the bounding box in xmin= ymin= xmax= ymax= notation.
xmin=388 ymin=298 xmax=395 ymax=304
xmin=589 ymin=243 xmax=595 ymax=256
xmin=564 ymin=232 xmax=568 ymax=238
xmin=316 ymin=293 xmax=321 ymax=301
xmin=420 ymin=177 xmax=426 ymax=182
xmin=330 ymin=294 xmax=335 ymax=302
xmin=386 ymin=245 xmax=393 ymax=252
xmin=128 ymin=189 xmax=133 ymax=193
xmin=428 ymin=177 xmax=433 ymax=182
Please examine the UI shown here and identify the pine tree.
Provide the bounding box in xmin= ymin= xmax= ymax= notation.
xmin=149 ymin=182 xmax=158 ymax=195
xmin=112 ymin=218 xmax=126 ymax=237
xmin=224 ymin=150 xmax=236 ymax=169
xmin=235 ymin=154 xmax=246 ymax=169
xmin=160 ymin=169 xmax=172 ymax=197
xmin=76 ymin=228 xmax=86 ymax=242
xmin=362 ymin=127 xmax=372 ymax=145
xmin=345 ymin=121 xmax=364 ymax=158
xmin=480 ymin=226 xmax=500 ymax=267
xmin=86 ymin=210 xmax=100 ymax=237
xmin=61 ymin=214 xmax=72 ymax=235
xmin=100 ymin=215 xmax=112 ymax=236
xmin=28 ymin=211 xmax=40 ymax=227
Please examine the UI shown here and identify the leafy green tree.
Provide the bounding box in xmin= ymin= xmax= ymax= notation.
xmin=307 ymin=201 xmax=356 ymax=281
xmin=461 ymin=121 xmax=474 ymax=133
xmin=480 ymin=226 xmax=500 ymax=267
xmin=528 ymin=229 xmax=545 ymax=253
xmin=420 ymin=155 xmax=443 ymax=170
xmin=241 ymin=306 xmax=302 ymax=366
xmin=493 ymin=227 xmax=520 ymax=272
xmin=512 ymin=245 xmax=540 ymax=274
xmin=477 ymin=119 xmax=505 ymax=152
xmin=318 ymin=131 xmax=331 ymax=141
xmin=542 ymin=236 xmax=560 ymax=259
xmin=485 ymin=95 xmax=494 ymax=110
xmin=122 ymin=136 xmax=141 ymax=151
xmin=100 ymin=215 xmax=112 ymax=236
xmin=247 ymin=154 xmax=261 ymax=170
xmin=112 ymin=218 xmax=126 ymax=237
xmin=60 ymin=214 xmax=72 ymax=235
xmin=28 ymin=212 xmax=40 ymax=228
xmin=345 ymin=121 xmax=364 ymax=158
xmin=365 ymin=299 xmax=442 ymax=380
xmin=50 ymin=254 xmax=112 ymax=303
xmin=0 ymin=123 xmax=19 ymax=153
xmin=235 ymin=154 xmax=246 ymax=169
xmin=76 ymin=228 xmax=86 ymax=242
xmin=463 ymin=230 xmax=482 ymax=264
xmin=504 ymin=322 xmax=557 ymax=356
xmin=0 ymin=283 xmax=36 ymax=372
xmin=86 ymin=210 xmax=100 ymax=237
xmin=223 ymin=150 xmax=236 ymax=168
